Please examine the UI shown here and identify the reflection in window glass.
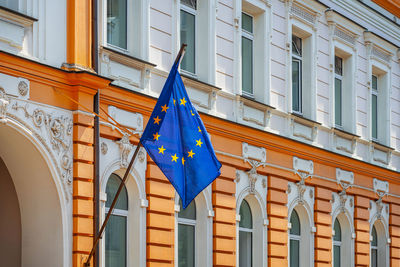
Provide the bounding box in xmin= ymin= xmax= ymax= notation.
xmin=371 ymin=75 xmax=378 ymax=140
xmin=107 ymin=0 xmax=127 ymax=49
xmin=239 ymin=199 xmax=252 ymax=267
xmin=289 ymin=210 xmax=301 ymax=267
xmin=292 ymin=35 xmax=302 ymax=113
xmin=178 ymin=199 xmax=196 ymax=267
xmin=241 ymin=13 xmax=253 ymax=95
xmin=180 ymin=2 xmax=196 ymax=73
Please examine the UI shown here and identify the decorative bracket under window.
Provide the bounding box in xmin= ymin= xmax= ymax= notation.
xmin=292 ymin=157 xmax=314 ymax=204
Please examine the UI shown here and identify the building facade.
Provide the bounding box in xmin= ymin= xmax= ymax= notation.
xmin=0 ymin=0 xmax=400 ymax=266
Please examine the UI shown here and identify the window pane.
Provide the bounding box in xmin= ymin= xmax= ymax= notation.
xmin=292 ymin=60 xmax=301 ymax=113
xmin=106 ymin=174 xmax=128 ymax=210
xmin=372 ymin=75 xmax=378 ymax=91
xmin=333 ymin=245 xmax=341 ymax=267
xmin=242 ymin=13 xmax=253 ymax=33
xmin=371 ymin=225 xmax=378 ymax=246
xmin=180 ymin=10 xmax=195 ymax=73
xmin=334 ymin=218 xmax=341 ymax=241
xmin=335 ymin=56 xmax=343 ymax=76
xmin=181 ymin=0 xmax=196 ymax=9
xmin=178 ymin=224 xmax=195 ymax=267
xmin=335 ymin=78 xmax=342 ymax=126
xmin=372 ymin=94 xmax=378 ymax=139
xmin=178 ymin=198 xmax=196 ymax=219
xmin=290 ymin=239 xmax=299 ymax=267
xmin=242 ymin=36 xmax=253 ymax=95
xmin=292 ymin=35 xmax=302 ymax=56
xmin=371 ymin=248 xmax=377 ymax=267
xmin=290 ymin=209 xmax=301 ymax=235
xmin=107 ymin=0 xmax=127 ymax=49
xmin=105 ymin=215 xmax=127 ymax=267
xmin=239 ymin=231 xmax=252 ymax=267
xmin=239 ymin=199 xmax=252 ymax=229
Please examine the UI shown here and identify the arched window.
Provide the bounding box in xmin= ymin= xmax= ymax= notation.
xmin=105 ymin=174 xmax=128 ymax=267
xmin=371 ymin=225 xmax=378 ymax=267
xmin=239 ymin=199 xmax=253 ymax=266
xmin=333 ymin=218 xmax=342 ymax=267
xmin=178 ymin=199 xmax=196 ymax=267
xmin=289 ymin=209 xmax=301 ymax=267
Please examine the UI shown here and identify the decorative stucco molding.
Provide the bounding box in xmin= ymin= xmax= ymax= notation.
xmin=242 ymin=142 xmax=267 ymax=162
xmin=0 ymin=83 xmax=73 ymax=202
xmin=331 ymin=191 xmax=354 ymax=223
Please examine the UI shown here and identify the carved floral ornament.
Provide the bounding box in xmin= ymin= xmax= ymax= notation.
xmin=0 ymin=92 xmax=73 ymax=201
xmin=372 ymin=178 xmax=390 ymax=221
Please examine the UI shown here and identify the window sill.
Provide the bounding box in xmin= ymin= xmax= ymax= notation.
xmin=101 ymin=46 xmax=157 ymax=67
xmin=180 ymin=73 xmax=221 ymax=92
xmin=240 ymin=95 xmax=275 ymax=111
xmin=333 ymin=127 xmax=360 ymax=139
xmin=290 ymin=112 xmax=321 ymax=126
xmin=0 ymin=6 xmax=38 ymax=23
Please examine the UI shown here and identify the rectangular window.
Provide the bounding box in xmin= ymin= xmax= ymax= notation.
xmin=105 ymin=214 xmax=127 ymax=267
xmin=289 ymin=239 xmax=300 ymax=267
xmin=335 ymin=56 xmax=343 ymax=127
xmin=292 ymin=35 xmax=302 ymax=114
xmin=180 ymin=0 xmax=196 ymax=74
xmin=372 ymin=75 xmax=378 ymax=140
xmin=241 ymin=12 xmax=253 ymax=95
xmin=107 ymin=0 xmax=127 ymax=49
xmin=333 ymin=244 xmax=340 ymax=267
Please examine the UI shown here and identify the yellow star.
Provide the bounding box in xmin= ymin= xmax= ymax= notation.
xmin=182 ymin=157 xmax=185 ymax=165
xmin=196 ymin=139 xmax=203 ymax=147
xmin=161 ymin=104 xmax=169 ymax=113
xmin=153 ymin=132 xmax=161 ymax=140
xmin=188 ymin=150 xmax=195 ymax=158
xmin=171 ymin=154 xmax=178 ymax=162
xmin=158 ymin=145 xmax=166 ymax=154
xmin=191 ymin=110 xmax=195 ymax=116
xmin=198 ymin=126 xmax=201 ymax=133
xmin=173 ymin=99 xmax=176 ymax=105
xmin=180 ymin=97 xmax=187 ymax=106
xmin=153 ymin=116 xmax=161 ymax=125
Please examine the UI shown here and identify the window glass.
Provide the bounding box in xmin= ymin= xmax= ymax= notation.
xmin=0 ymin=0 xmax=18 ymax=10
xmin=178 ymin=199 xmax=196 ymax=219
xmin=371 ymin=225 xmax=377 ymax=246
xmin=105 ymin=215 xmax=127 ymax=267
xmin=290 ymin=239 xmax=300 ymax=267
xmin=239 ymin=231 xmax=252 ymax=267
xmin=333 ymin=245 xmax=341 ymax=267
xmin=372 ymin=94 xmax=378 ymax=139
xmin=107 ymin=0 xmax=127 ymax=49
xmin=335 ymin=78 xmax=342 ymax=126
xmin=106 ymin=174 xmax=128 ymax=210
xmin=181 ymin=0 xmax=196 ymax=9
xmin=372 ymin=75 xmax=378 ymax=91
xmin=242 ymin=36 xmax=253 ymax=95
xmin=239 ymin=199 xmax=252 ymax=229
xmin=242 ymin=13 xmax=253 ymax=33
xmin=178 ymin=224 xmax=195 ymax=267
xmin=335 ymin=56 xmax=343 ymax=76
xmin=292 ymin=60 xmax=301 ymax=113
xmin=333 ymin=218 xmax=341 ymax=241
xmin=290 ymin=209 xmax=301 ymax=235
xmin=371 ymin=248 xmax=377 ymax=267
xmin=292 ymin=35 xmax=302 ymax=56
xmin=180 ymin=9 xmax=196 ymax=73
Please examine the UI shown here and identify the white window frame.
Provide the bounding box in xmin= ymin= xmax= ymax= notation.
xmin=333 ymin=238 xmax=342 ymax=266
xmin=104 ymin=0 xmax=128 ymax=52
xmin=371 ymin=74 xmax=379 ymax=142
xmin=179 ymin=1 xmax=197 ymax=76
xmin=238 ymin=217 xmax=253 ymax=266
xmin=334 ymin=56 xmax=343 ymax=128
xmin=177 ymin=214 xmax=197 ymax=267
xmin=291 ymin=35 xmax=303 ymax=115
xmin=289 ymin=231 xmax=301 ymax=267
xmin=241 ymin=11 xmax=254 ymax=97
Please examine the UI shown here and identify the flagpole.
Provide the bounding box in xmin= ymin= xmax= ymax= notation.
xmin=84 ymin=43 xmax=187 ymax=267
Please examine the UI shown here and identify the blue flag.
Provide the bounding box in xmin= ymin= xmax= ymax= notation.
xmin=140 ymin=58 xmax=222 ymax=209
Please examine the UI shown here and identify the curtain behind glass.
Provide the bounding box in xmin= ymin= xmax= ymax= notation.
xmin=107 ymin=0 xmax=127 ymax=49
xmin=105 ymin=215 xmax=127 ymax=267
xmin=178 ymin=224 xmax=195 ymax=267
xmin=239 ymin=231 xmax=252 ymax=267
xmin=180 ymin=10 xmax=195 ymax=73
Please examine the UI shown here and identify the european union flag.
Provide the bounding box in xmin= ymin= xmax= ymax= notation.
xmin=140 ymin=57 xmax=222 ymax=209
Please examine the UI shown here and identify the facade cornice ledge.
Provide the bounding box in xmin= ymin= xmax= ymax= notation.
xmin=325 ymin=9 xmax=364 ymax=36
xmin=364 ymin=31 xmax=397 ymax=55
xmin=239 ymin=95 xmax=275 ymax=112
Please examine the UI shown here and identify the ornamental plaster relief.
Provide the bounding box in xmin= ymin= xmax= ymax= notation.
xmin=0 ymin=83 xmax=73 ymax=201
xmin=331 ymin=192 xmax=354 ymax=224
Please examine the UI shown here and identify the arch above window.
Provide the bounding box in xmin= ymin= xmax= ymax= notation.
xmin=106 ymin=173 xmax=128 ymax=209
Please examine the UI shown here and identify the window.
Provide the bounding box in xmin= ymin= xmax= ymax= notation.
xmin=371 ymin=225 xmax=378 ymax=267
xmin=105 ymin=174 xmax=128 ymax=267
xmin=180 ymin=0 xmax=196 ymax=74
xmin=107 ymin=0 xmax=127 ymax=49
xmin=335 ymin=56 xmax=343 ymax=127
xmin=178 ymin=199 xmax=196 ymax=267
xmin=289 ymin=209 xmax=301 ymax=267
xmin=0 ymin=0 xmax=18 ymax=10
xmin=239 ymin=199 xmax=253 ymax=267
xmin=292 ymin=35 xmax=302 ymax=114
xmin=242 ymin=12 xmax=253 ymax=96
xmin=333 ymin=218 xmax=342 ymax=267
xmin=371 ymin=74 xmax=378 ymax=140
